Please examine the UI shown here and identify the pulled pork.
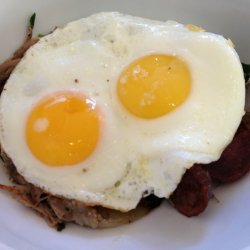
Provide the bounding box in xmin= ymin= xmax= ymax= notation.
xmin=0 ymin=151 xmax=162 ymax=230
xmin=0 ymin=26 xmax=38 ymax=91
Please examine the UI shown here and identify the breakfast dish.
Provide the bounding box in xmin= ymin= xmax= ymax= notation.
xmin=0 ymin=12 xmax=249 ymax=230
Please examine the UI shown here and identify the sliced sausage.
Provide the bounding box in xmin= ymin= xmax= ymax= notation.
xmin=204 ymin=122 xmax=250 ymax=183
xmin=170 ymin=164 xmax=212 ymax=217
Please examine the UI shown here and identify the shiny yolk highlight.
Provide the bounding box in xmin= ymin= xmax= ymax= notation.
xmin=117 ymin=54 xmax=191 ymax=119
xmin=26 ymin=92 xmax=100 ymax=166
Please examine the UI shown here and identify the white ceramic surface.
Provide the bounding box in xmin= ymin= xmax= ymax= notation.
xmin=0 ymin=1 xmax=249 ymax=249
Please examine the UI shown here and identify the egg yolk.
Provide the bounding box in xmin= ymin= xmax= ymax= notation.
xmin=26 ymin=92 xmax=100 ymax=166
xmin=117 ymin=54 xmax=191 ymax=118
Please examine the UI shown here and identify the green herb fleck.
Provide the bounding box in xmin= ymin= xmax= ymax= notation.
xmin=38 ymin=34 xmax=45 ymax=38
xmin=56 ymin=223 xmax=65 ymax=232
xmin=242 ymin=62 xmax=250 ymax=82
xmin=29 ymin=13 xmax=36 ymax=30
xmin=114 ymin=181 xmax=121 ymax=187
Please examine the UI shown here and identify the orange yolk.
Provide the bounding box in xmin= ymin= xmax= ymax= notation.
xmin=117 ymin=54 xmax=191 ymax=119
xmin=26 ymin=92 xmax=100 ymax=166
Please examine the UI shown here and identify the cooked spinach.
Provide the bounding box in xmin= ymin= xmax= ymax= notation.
xmin=29 ymin=13 xmax=36 ymax=30
xmin=242 ymin=62 xmax=250 ymax=82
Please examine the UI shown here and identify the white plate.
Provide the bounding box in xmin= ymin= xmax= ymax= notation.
xmin=0 ymin=1 xmax=249 ymax=249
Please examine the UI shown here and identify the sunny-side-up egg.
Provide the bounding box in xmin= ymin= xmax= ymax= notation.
xmin=0 ymin=12 xmax=245 ymax=211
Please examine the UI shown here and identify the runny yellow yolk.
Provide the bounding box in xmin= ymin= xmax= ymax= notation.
xmin=26 ymin=92 xmax=100 ymax=166
xmin=117 ymin=54 xmax=191 ymax=119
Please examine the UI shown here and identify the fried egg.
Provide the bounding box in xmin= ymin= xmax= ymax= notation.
xmin=0 ymin=12 xmax=245 ymax=211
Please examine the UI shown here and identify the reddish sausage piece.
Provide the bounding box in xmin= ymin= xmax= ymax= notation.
xmin=170 ymin=164 xmax=212 ymax=217
xmin=204 ymin=122 xmax=250 ymax=183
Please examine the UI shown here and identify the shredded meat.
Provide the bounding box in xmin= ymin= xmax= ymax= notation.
xmin=0 ymin=151 xmax=162 ymax=230
xmin=0 ymin=26 xmax=38 ymax=91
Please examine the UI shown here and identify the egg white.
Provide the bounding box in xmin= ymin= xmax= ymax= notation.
xmin=0 ymin=12 xmax=245 ymax=211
